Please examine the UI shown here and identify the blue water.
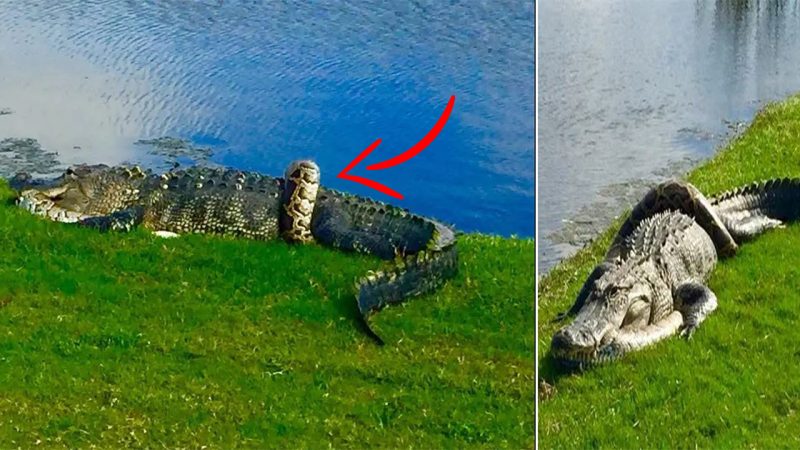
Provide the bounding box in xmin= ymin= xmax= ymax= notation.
xmin=0 ymin=1 xmax=535 ymax=237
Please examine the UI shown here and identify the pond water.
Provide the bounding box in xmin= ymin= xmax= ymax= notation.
xmin=539 ymin=0 xmax=800 ymax=272
xmin=0 ymin=1 xmax=534 ymax=237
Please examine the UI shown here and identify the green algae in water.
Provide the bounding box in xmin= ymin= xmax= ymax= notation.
xmin=0 ymin=137 xmax=64 ymax=179
xmin=135 ymin=136 xmax=214 ymax=168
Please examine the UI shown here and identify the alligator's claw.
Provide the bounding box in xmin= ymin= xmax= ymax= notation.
xmin=679 ymin=324 xmax=697 ymax=340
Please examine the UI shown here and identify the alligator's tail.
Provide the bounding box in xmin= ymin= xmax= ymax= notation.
xmin=356 ymin=240 xmax=459 ymax=344
xmin=310 ymin=188 xmax=459 ymax=344
xmin=711 ymin=178 xmax=800 ymax=243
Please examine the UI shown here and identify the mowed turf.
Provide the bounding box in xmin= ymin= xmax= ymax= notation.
xmin=539 ymin=94 xmax=800 ymax=448
xmin=0 ymin=182 xmax=534 ymax=448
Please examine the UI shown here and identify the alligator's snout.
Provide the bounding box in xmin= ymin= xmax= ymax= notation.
xmin=551 ymin=327 xmax=597 ymax=352
xmin=550 ymin=314 xmax=624 ymax=367
xmin=15 ymin=186 xmax=90 ymax=223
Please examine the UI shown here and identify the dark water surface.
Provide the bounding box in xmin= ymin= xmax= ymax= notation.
xmin=540 ymin=0 xmax=800 ymax=271
xmin=0 ymin=1 xmax=534 ymax=236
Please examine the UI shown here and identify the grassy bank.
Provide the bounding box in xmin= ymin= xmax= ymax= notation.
xmin=539 ymin=94 xmax=800 ymax=448
xmin=0 ymin=183 xmax=534 ymax=448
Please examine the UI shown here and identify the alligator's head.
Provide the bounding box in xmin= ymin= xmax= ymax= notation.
xmin=551 ymin=265 xmax=655 ymax=368
xmin=11 ymin=164 xmax=149 ymax=222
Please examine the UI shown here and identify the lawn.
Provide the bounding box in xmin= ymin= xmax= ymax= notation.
xmin=0 ymin=181 xmax=534 ymax=448
xmin=538 ymin=94 xmax=800 ymax=448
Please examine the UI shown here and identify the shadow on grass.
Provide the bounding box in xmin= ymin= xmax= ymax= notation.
xmin=539 ymin=349 xmax=586 ymax=386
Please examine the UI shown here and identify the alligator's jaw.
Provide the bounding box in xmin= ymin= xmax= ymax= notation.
xmin=16 ymin=188 xmax=92 ymax=223
xmin=554 ymin=342 xmax=625 ymax=370
xmin=551 ymin=325 xmax=623 ymax=369
xmin=553 ymin=311 xmax=685 ymax=368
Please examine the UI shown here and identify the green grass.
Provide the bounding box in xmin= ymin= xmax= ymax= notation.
xmin=0 ymin=185 xmax=534 ymax=448
xmin=538 ymin=94 xmax=800 ymax=448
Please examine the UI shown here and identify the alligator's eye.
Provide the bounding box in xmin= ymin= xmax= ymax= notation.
xmin=602 ymin=285 xmax=619 ymax=298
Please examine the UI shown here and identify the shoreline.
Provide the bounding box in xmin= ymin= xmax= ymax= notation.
xmin=539 ymin=114 xmax=755 ymax=275
xmin=538 ymin=92 xmax=800 ymax=448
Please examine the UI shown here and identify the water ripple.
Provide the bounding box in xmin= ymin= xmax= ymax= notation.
xmin=540 ymin=0 xmax=800 ymax=270
xmin=0 ymin=0 xmax=534 ymax=237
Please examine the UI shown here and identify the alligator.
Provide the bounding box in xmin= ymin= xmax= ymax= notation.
xmin=550 ymin=178 xmax=800 ymax=368
xmin=10 ymin=161 xmax=459 ymax=344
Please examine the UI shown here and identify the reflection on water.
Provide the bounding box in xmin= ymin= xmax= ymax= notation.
xmin=539 ymin=0 xmax=800 ymax=271
xmin=0 ymin=38 xmax=155 ymax=169
xmin=0 ymin=0 xmax=534 ymax=236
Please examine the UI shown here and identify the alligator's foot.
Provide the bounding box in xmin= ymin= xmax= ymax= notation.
xmin=78 ymin=207 xmax=145 ymax=232
xmin=674 ymin=281 xmax=718 ymax=340
xmin=679 ymin=323 xmax=698 ymax=340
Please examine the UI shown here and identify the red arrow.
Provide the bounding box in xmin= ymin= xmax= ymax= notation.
xmin=337 ymin=95 xmax=455 ymax=200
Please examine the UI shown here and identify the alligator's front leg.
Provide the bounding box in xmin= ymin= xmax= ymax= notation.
xmin=673 ymin=281 xmax=718 ymax=339
xmin=78 ymin=206 xmax=145 ymax=232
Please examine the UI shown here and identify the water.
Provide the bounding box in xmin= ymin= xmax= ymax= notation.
xmin=0 ymin=1 xmax=535 ymax=237
xmin=539 ymin=0 xmax=800 ymax=271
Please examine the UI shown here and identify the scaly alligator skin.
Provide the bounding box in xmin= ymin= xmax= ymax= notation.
xmin=11 ymin=162 xmax=458 ymax=344
xmin=550 ymin=178 xmax=800 ymax=368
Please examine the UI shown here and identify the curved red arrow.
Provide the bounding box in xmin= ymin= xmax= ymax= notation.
xmin=337 ymin=95 xmax=455 ymax=200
